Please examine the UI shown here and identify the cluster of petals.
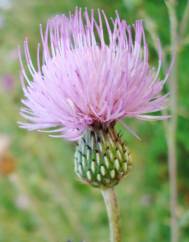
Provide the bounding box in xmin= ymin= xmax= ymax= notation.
xmin=19 ymin=8 xmax=169 ymax=140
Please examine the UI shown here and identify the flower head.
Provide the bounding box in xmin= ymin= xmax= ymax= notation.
xmin=19 ymin=8 xmax=169 ymax=141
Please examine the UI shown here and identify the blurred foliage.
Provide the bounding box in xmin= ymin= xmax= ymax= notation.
xmin=0 ymin=0 xmax=189 ymax=242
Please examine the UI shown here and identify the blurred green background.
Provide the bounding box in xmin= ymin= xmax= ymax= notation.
xmin=0 ymin=0 xmax=189 ymax=242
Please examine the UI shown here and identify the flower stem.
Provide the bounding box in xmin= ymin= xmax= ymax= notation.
xmin=101 ymin=188 xmax=121 ymax=242
xmin=165 ymin=1 xmax=179 ymax=242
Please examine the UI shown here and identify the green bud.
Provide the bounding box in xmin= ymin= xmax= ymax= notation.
xmin=74 ymin=124 xmax=132 ymax=188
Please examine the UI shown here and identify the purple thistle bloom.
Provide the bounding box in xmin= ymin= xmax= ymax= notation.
xmin=19 ymin=8 xmax=169 ymax=141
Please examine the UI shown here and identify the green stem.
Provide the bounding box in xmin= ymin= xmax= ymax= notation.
xmin=165 ymin=1 xmax=179 ymax=242
xmin=101 ymin=188 xmax=121 ymax=242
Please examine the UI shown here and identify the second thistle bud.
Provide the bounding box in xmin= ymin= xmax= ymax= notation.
xmin=74 ymin=124 xmax=132 ymax=188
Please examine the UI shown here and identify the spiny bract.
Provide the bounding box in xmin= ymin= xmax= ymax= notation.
xmin=74 ymin=125 xmax=132 ymax=188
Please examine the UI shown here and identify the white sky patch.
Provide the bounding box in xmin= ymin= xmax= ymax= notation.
xmin=0 ymin=0 xmax=12 ymax=10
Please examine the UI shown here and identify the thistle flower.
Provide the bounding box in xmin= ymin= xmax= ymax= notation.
xmin=19 ymin=8 xmax=169 ymax=188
